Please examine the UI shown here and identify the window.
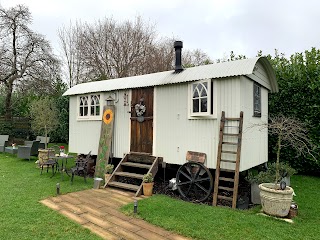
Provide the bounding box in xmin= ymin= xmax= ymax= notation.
xmin=190 ymin=79 xmax=213 ymax=117
xmin=253 ymin=83 xmax=261 ymax=117
xmin=78 ymin=94 xmax=102 ymax=120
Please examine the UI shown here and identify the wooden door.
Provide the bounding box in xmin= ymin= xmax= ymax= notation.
xmin=130 ymin=87 xmax=154 ymax=154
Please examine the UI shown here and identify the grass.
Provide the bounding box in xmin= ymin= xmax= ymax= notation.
xmin=0 ymin=151 xmax=101 ymax=240
xmin=121 ymin=175 xmax=320 ymax=240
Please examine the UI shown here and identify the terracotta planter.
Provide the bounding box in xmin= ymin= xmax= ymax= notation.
xmin=143 ymin=182 xmax=154 ymax=196
xmin=259 ymin=183 xmax=293 ymax=217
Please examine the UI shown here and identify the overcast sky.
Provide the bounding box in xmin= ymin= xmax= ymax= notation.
xmin=1 ymin=0 xmax=320 ymax=61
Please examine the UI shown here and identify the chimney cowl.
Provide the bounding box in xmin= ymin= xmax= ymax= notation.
xmin=174 ymin=41 xmax=183 ymax=73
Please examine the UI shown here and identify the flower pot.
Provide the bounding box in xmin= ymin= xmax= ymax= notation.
xmin=259 ymin=183 xmax=293 ymax=217
xmin=105 ymin=173 xmax=111 ymax=184
xmin=142 ymin=182 xmax=154 ymax=196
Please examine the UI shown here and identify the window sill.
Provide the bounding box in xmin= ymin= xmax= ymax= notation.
xmin=188 ymin=115 xmax=217 ymax=120
xmin=77 ymin=116 xmax=102 ymax=121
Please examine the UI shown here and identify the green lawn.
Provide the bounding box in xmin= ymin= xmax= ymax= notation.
xmin=0 ymin=151 xmax=101 ymax=240
xmin=121 ymin=175 xmax=320 ymax=240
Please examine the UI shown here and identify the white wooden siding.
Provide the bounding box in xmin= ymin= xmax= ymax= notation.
xmin=68 ymin=90 xmax=131 ymax=156
xmin=68 ymin=96 xmax=101 ymax=155
xmin=247 ymin=61 xmax=271 ymax=90
xmin=239 ymin=76 xmax=268 ymax=171
xmin=154 ymin=83 xmax=217 ymax=169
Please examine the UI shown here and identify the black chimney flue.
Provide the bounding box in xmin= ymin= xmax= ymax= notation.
xmin=174 ymin=41 xmax=183 ymax=73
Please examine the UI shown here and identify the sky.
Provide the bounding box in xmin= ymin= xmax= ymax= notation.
xmin=1 ymin=0 xmax=320 ymax=61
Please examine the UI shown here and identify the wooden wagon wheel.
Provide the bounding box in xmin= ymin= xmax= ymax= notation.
xmin=176 ymin=162 xmax=213 ymax=202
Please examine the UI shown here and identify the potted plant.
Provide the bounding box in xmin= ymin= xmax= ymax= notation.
xmin=142 ymin=173 xmax=154 ymax=196
xmin=246 ymin=162 xmax=296 ymax=205
xmin=255 ymin=115 xmax=315 ymax=217
xmin=105 ymin=164 xmax=114 ymax=183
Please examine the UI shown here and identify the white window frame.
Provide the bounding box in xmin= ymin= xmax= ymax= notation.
xmin=77 ymin=94 xmax=104 ymax=121
xmin=188 ymin=79 xmax=215 ymax=118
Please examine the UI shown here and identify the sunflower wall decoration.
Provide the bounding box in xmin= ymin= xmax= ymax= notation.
xmin=103 ymin=109 xmax=113 ymax=125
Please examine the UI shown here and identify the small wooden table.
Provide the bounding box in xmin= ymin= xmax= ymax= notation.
xmin=5 ymin=146 xmax=18 ymax=154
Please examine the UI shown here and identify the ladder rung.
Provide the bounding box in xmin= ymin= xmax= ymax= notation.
xmin=221 ymin=151 xmax=237 ymax=154
xmin=219 ymin=177 xmax=234 ymax=182
xmin=222 ymin=142 xmax=238 ymax=145
xmin=218 ymin=186 xmax=234 ymax=191
xmin=217 ymin=195 xmax=233 ymax=201
xmin=220 ymin=168 xmax=235 ymax=173
xmin=225 ymin=118 xmax=240 ymax=121
xmin=221 ymin=159 xmax=236 ymax=163
xmin=223 ymin=133 xmax=239 ymax=136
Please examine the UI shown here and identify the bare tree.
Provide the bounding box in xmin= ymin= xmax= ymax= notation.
xmin=58 ymin=16 xmax=177 ymax=84
xmin=182 ymin=48 xmax=213 ymax=68
xmin=0 ymin=5 xmax=59 ymax=119
xmin=253 ymin=114 xmax=316 ymax=186
xmin=58 ymin=21 xmax=86 ymax=87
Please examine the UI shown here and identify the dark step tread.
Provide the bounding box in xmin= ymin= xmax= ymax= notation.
xmin=222 ymin=142 xmax=238 ymax=145
xmin=220 ymin=168 xmax=235 ymax=173
xmin=225 ymin=118 xmax=240 ymax=121
xmin=218 ymin=186 xmax=234 ymax=191
xmin=220 ymin=159 xmax=236 ymax=163
xmin=121 ymin=162 xmax=151 ymax=169
xmin=221 ymin=150 xmax=238 ymax=154
xmin=217 ymin=195 xmax=233 ymax=201
xmin=108 ymin=181 xmax=140 ymax=191
xmin=114 ymin=171 xmax=144 ymax=179
xmin=219 ymin=177 xmax=235 ymax=182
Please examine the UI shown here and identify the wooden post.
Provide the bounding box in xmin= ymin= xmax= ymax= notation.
xmin=94 ymin=105 xmax=115 ymax=178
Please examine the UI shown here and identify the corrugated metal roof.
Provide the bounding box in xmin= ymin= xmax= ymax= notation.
xmin=63 ymin=57 xmax=277 ymax=96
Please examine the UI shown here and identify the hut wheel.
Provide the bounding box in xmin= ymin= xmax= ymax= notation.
xmin=176 ymin=162 xmax=213 ymax=202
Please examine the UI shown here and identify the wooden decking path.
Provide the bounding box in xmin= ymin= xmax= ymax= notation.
xmin=40 ymin=188 xmax=190 ymax=240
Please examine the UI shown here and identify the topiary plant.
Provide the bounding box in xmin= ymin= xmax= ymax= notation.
xmin=105 ymin=164 xmax=114 ymax=174
xmin=142 ymin=173 xmax=154 ymax=183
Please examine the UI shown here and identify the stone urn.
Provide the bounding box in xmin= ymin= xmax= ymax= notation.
xmin=259 ymin=183 xmax=293 ymax=217
xmin=38 ymin=149 xmax=55 ymax=166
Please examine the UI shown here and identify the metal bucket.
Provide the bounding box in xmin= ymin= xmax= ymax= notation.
xmin=93 ymin=177 xmax=103 ymax=189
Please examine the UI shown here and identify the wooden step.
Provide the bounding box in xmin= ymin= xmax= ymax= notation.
xmin=220 ymin=159 xmax=236 ymax=163
xmin=218 ymin=186 xmax=234 ymax=191
xmin=219 ymin=177 xmax=235 ymax=182
xmin=121 ymin=162 xmax=151 ymax=169
xmin=217 ymin=195 xmax=233 ymax=201
xmin=108 ymin=181 xmax=140 ymax=191
xmin=114 ymin=172 xmax=144 ymax=179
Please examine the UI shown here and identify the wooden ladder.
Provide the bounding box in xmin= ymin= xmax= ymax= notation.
xmin=104 ymin=153 xmax=161 ymax=197
xmin=212 ymin=111 xmax=244 ymax=209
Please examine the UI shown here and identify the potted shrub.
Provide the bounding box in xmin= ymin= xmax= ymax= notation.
xmin=104 ymin=164 xmax=114 ymax=183
xmin=255 ymin=115 xmax=315 ymax=217
xmin=142 ymin=173 xmax=154 ymax=196
xmin=247 ymin=162 xmax=296 ymax=205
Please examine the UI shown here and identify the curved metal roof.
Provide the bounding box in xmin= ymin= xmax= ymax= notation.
xmin=63 ymin=57 xmax=278 ymax=96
